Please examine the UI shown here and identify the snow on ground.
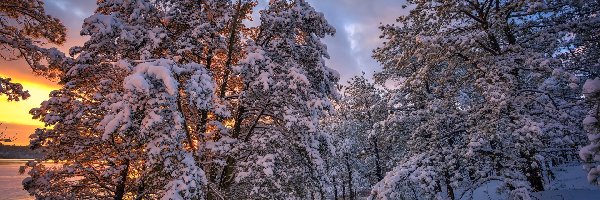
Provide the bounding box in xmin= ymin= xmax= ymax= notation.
xmin=469 ymin=163 xmax=600 ymax=200
xmin=534 ymin=163 xmax=600 ymax=200
xmin=0 ymin=160 xmax=33 ymax=200
xmin=1 ymin=159 xmax=599 ymax=200
xmin=535 ymin=189 xmax=600 ymax=200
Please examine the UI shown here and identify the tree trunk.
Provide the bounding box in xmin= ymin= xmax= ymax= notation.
xmin=342 ymin=177 xmax=346 ymax=200
xmin=333 ymin=176 xmax=338 ymax=200
xmin=444 ymin=170 xmax=455 ymax=200
xmin=526 ymin=160 xmax=545 ymax=192
xmin=345 ymin=153 xmax=354 ymax=200
xmin=372 ymin=138 xmax=383 ymax=181
xmin=219 ymin=0 xmax=244 ymax=98
xmin=114 ymin=160 xmax=130 ymax=200
xmin=218 ymin=105 xmax=245 ymax=191
xmin=198 ymin=110 xmax=208 ymax=134
xmin=135 ymin=179 xmax=145 ymax=200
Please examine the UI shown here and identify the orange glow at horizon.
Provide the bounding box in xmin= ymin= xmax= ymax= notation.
xmin=0 ymin=69 xmax=59 ymax=145
xmin=0 ymin=0 xmax=92 ymax=146
xmin=0 ymin=75 xmax=58 ymax=126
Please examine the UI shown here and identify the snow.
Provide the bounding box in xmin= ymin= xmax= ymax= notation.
xmin=584 ymin=78 xmax=600 ymax=95
xmin=122 ymin=59 xmax=183 ymax=96
xmin=370 ymin=162 xmax=600 ymax=199
xmin=288 ymin=67 xmax=310 ymax=89
xmin=143 ymin=111 xmax=163 ymax=130
xmin=123 ymin=73 xmax=151 ymax=94
xmin=0 ymin=160 xmax=33 ymax=200
xmin=99 ymin=103 xmax=131 ymax=141
xmin=584 ymin=115 xmax=598 ymax=126
xmin=181 ymin=63 xmax=216 ymax=110
xmin=241 ymin=49 xmax=265 ymax=65
xmin=82 ymin=13 xmax=120 ymax=35
xmin=468 ymin=163 xmax=600 ymax=200
xmin=257 ymin=72 xmax=271 ymax=91
xmin=534 ymin=189 xmax=600 ymax=200
xmin=257 ymin=154 xmax=275 ymax=177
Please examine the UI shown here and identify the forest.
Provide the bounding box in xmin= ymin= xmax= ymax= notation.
xmin=0 ymin=0 xmax=599 ymax=199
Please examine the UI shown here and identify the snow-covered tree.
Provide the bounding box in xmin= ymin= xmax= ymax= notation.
xmin=27 ymin=0 xmax=147 ymax=198
xmin=369 ymin=1 xmax=593 ymax=199
xmin=100 ymin=59 xmax=216 ymax=199
xmin=24 ymin=0 xmax=210 ymax=199
xmin=0 ymin=77 xmax=30 ymax=101
xmin=25 ymin=0 xmax=340 ymax=199
xmin=321 ymin=75 xmax=403 ymax=199
xmin=575 ymin=0 xmax=600 ymax=188
xmin=208 ymin=0 xmax=340 ymax=198
xmin=0 ymin=0 xmax=67 ymax=100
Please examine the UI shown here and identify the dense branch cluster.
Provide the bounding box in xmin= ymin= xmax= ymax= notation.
xmin=0 ymin=0 xmax=68 ymax=101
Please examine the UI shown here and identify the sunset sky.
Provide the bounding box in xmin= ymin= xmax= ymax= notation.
xmin=0 ymin=0 xmax=407 ymax=145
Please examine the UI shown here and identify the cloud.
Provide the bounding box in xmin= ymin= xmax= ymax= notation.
xmin=1 ymin=0 xmax=96 ymax=88
xmin=306 ymin=0 xmax=408 ymax=83
xmin=252 ymin=0 xmax=409 ymax=83
xmin=43 ymin=0 xmax=96 ymax=53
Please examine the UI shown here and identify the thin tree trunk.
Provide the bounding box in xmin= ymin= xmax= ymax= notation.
xmin=219 ymin=0 xmax=244 ymax=98
xmin=444 ymin=170 xmax=455 ymax=200
xmin=134 ymin=179 xmax=145 ymax=200
xmin=114 ymin=160 xmax=130 ymax=200
xmin=342 ymin=178 xmax=346 ymax=200
xmin=524 ymin=151 xmax=545 ymax=192
xmin=198 ymin=110 xmax=208 ymax=134
xmin=333 ymin=176 xmax=338 ymax=200
xmin=345 ymin=153 xmax=354 ymax=200
xmin=209 ymin=1 xmax=247 ymax=197
xmin=218 ymin=104 xmax=245 ymax=190
xmin=372 ymin=138 xmax=383 ymax=181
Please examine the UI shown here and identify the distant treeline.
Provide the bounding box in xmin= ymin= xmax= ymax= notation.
xmin=0 ymin=145 xmax=42 ymax=159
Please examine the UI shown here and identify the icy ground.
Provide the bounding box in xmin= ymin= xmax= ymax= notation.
xmin=0 ymin=160 xmax=32 ymax=200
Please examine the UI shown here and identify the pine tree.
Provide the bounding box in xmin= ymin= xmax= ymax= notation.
xmin=24 ymin=0 xmax=205 ymax=198
xmin=210 ymin=0 xmax=340 ymax=198
xmin=575 ymin=0 xmax=600 ymax=188
xmin=322 ymin=75 xmax=403 ymax=199
xmin=102 ymin=59 xmax=215 ymax=199
xmin=24 ymin=0 xmax=340 ymax=199
xmin=369 ymin=1 xmax=594 ymax=199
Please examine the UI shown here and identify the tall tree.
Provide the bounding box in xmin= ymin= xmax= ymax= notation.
xmin=322 ymin=74 xmax=403 ymax=199
xmin=210 ymin=0 xmax=339 ymax=198
xmin=24 ymin=0 xmax=204 ymax=198
xmin=370 ymin=0 xmax=593 ymax=199
xmin=24 ymin=0 xmax=340 ymax=199
xmin=575 ymin=0 xmax=600 ymax=187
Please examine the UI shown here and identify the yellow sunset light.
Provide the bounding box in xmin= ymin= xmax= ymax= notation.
xmin=0 ymin=76 xmax=58 ymax=126
xmin=0 ymin=74 xmax=59 ymax=126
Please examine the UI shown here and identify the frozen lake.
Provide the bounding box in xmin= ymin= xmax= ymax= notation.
xmin=0 ymin=160 xmax=33 ymax=200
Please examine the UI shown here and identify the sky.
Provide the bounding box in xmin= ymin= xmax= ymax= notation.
xmin=0 ymin=0 xmax=408 ymax=145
